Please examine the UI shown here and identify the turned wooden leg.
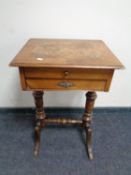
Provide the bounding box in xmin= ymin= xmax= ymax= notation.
xmin=83 ymin=91 xmax=97 ymax=160
xmin=33 ymin=91 xmax=46 ymax=156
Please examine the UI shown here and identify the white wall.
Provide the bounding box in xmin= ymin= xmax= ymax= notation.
xmin=0 ymin=0 xmax=131 ymax=107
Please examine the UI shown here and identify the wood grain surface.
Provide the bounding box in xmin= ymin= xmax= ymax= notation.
xmin=10 ymin=39 xmax=124 ymax=69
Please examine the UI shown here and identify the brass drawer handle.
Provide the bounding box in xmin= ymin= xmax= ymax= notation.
xmin=57 ymin=81 xmax=74 ymax=88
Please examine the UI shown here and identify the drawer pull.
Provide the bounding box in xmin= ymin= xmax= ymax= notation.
xmin=64 ymin=71 xmax=69 ymax=76
xmin=57 ymin=81 xmax=74 ymax=88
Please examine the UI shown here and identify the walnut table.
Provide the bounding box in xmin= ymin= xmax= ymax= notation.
xmin=10 ymin=39 xmax=124 ymax=160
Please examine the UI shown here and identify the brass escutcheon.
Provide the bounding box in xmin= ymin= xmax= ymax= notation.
xmin=57 ymin=81 xmax=74 ymax=88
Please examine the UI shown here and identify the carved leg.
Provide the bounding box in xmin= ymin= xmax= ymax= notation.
xmin=83 ymin=91 xmax=97 ymax=160
xmin=33 ymin=91 xmax=46 ymax=156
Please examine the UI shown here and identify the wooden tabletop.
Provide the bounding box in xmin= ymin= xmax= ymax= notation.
xmin=10 ymin=39 xmax=124 ymax=69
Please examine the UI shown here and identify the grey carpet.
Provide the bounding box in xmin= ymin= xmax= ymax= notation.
xmin=0 ymin=109 xmax=131 ymax=175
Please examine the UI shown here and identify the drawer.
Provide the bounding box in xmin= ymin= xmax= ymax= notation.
xmin=19 ymin=67 xmax=114 ymax=91
xmin=25 ymin=79 xmax=107 ymax=91
xmin=24 ymin=67 xmax=113 ymax=80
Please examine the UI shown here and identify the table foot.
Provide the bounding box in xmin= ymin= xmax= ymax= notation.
xmin=34 ymin=120 xmax=41 ymax=156
xmin=86 ymin=127 xmax=93 ymax=160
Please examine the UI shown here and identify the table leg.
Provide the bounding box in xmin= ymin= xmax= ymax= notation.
xmin=83 ymin=91 xmax=97 ymax=160
xmin=33 ymin=91 xmax=46 ymax=156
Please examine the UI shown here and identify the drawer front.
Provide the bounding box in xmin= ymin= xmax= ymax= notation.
xmin=24 ymin=67 xmax=113 ymax=80
xmin=19 ymin=67 xmax=114 ymax=91
xmin=26 ymin=79 xmax=107 ymax=91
